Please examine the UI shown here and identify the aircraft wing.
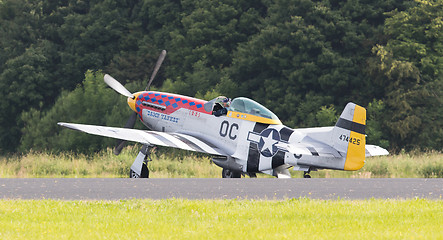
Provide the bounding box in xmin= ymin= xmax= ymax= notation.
xmin=58 ymin=122 xmax=226 ymax=156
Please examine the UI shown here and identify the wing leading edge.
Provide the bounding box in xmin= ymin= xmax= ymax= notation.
xmin=58 ymin=122 xmax=226 ymax=156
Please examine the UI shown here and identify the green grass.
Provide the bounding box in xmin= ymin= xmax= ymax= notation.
xmin=0 ymin=199 xmax=442 ymax=239
xmin=0 ymin=147 xmax=442 ymax=178
xmin=306 ymin=151 xmax=443 ymax=178
xmin=0 ymin=147 xmax=221 ymax=178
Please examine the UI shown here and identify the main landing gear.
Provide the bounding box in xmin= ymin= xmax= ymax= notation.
xmin=222 ymin=168 xmax=241 ymax=178
xmin=129 ymin=145 xmax=152 ymax=178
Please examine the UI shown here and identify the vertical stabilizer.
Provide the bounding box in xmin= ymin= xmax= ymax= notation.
xmin=332 ymin=103 xmax=366 ymax=170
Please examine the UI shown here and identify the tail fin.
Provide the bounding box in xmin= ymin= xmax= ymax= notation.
xmin=332 ymin=103 xmax=366 ymax=170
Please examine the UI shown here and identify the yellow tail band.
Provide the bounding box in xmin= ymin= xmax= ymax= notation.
xmin=343 ymin=105 xmax=366 ymax=170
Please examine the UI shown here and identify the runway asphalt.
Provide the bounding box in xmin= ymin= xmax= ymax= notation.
xmin=1 ymin=178 xmax=442 ymax=200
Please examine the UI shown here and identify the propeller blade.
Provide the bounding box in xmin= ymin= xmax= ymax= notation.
xmin=104 ymin=74 xmax=134 ymax=98
xmin=124 ymin=111 xmax=138 ymax=129
xmin=111 ymin=50 xmax=167 ymax=155
xmin=145 ymin=50 xmax=167 ymax=91
xmin=113 ymin=112 xmax=137 ymax=155
xmin=114 ymin=139 xmax=127 ymax=155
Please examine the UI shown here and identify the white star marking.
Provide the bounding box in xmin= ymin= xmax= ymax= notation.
xmin=260 ymin=133 xmax=279 ymax=155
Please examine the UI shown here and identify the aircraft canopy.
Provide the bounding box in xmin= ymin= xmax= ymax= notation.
xmin=228 ymin=97 xmax=280 ymax=121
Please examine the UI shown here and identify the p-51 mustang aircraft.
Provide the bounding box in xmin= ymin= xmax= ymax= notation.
xmin=58 ymin=50 xmax=388 ymax=178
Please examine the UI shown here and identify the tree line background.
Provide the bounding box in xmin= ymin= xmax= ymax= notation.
xmin=0 ymin=0 xmax=441 ymax=154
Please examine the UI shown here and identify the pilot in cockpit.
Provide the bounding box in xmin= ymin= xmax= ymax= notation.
xmin=213 ymin=97 xmax=231 ymax=117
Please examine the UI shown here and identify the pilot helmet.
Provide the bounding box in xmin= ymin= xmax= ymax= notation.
xmin=222 ymin=97 xmax=231 ymax=106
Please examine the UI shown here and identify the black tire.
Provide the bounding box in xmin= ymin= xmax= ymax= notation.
xmin=129 ymin=164 xmax=149 ymax=178
xmin=222 ymin=168 xmax=241 ymax=178
xmin=140 ymin=163 xmax=149 ymax=178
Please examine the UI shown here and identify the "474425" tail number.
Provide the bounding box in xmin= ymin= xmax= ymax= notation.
xmin=339 ymin=134 xmax=361 ymax=145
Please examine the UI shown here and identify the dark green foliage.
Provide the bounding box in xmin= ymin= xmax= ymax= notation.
xmin=19 ymin=70 xmax=143 ymax=153
xmin=366 ymin=99 xmax=390 ymax=149
xmin=316 ymin=105 xmax=338 ymax=127
xmin=367 ymin=0 xmax=443 ymax=151
xmin=0 ymin=0 xmax=441 ymax=153
xmin=161 ymin=0 xmax=266 ymax=96
xmin=228 ymin=0 xmax=405 ymax=127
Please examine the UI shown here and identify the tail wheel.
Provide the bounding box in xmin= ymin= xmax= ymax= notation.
xmin=248 ymin=172 xmax=257 ymax=178
xmin=222 ymin=168 xmax=241 ymax=178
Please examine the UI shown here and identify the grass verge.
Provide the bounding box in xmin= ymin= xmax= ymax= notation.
xmin=0 ymin=146 xmax=221 ymax=178
xmin=308 ymin=150 xmax=443 ymax=178
xmin=0 ymin=199 xmax=442 ymax=239
xmin=0 ymin=147 xmax=441 ymax=178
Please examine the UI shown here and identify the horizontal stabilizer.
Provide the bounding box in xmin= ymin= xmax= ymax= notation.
xmin=365 ymin=145 xmax=389 ymax=157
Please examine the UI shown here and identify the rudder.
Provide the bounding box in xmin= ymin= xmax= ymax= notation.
xmin=332 ymin=103 xmax=366 ymax=170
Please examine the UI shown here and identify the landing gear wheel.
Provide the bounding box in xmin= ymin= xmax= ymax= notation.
xmin=140 ymin=162 xmax=149 ymax=178
xmin=130 ymin=169 xmax=140 ymax=178
xmin=129 ymin=162 xmax=150 ymax=178
xmin=222 ymin=168 xmax=241 ymax=178
xmin=303 ymin=171 xmax=311 ymax=178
